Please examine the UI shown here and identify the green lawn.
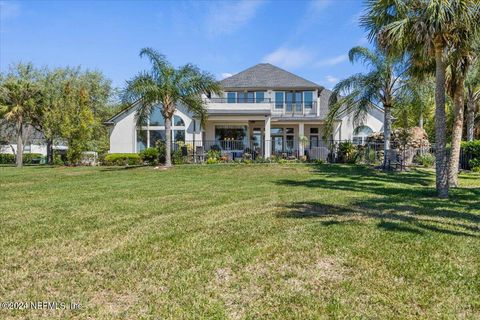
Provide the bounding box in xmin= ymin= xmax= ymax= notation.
xmin=1 ymin=164 xmax=479 ymax=319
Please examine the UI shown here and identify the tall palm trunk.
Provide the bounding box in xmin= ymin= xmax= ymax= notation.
xmin=165 ymin=116 xmax=172 ymax=167
xmin=16 ymin=118 xmax=23 ymax=168
xmin=383 ymin=104 xmax=392 ymax=169
xmin=46 ymin=138 xmax=53 ymax=164
xmin=448 ymin=78 xmax=465 ymax=187
xmin=419 ymin=113 xmax=424 ymax=129
xmin=434 ymin=40 xmax=449 ymax=198
xmin=466 ymin=93 xmax=476 ymax=141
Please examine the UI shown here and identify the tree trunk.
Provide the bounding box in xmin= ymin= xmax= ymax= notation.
xmin=434 ymin=40 xmax=449 ymax=198
xmin=383 ymin=104 xmax=392 ymax=169
xmin=165 ymin=116 xmax=172 ymax=167
xmin=466 ymin=97 xmax=475 ymax=142
xmin=419 ymin=113 xmax=424 ymax=129
xmin=448 ymin=78 xmax=465 ymax=188
xmin=16 ymin=119 xmax=23 ymax=168
xmin=47 ymin=138 xmax=53 ymax=164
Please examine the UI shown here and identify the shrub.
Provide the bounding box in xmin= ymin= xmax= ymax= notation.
xmin=469 ymin=158 xmax=480 ymax=172
xmin=140 ymin=147 xmax=159 ymax=165
xmin=103 ymin=153 xmax=142 ymax=166
xmin=172 ymin=148 xmax=188 ymax=165
xmin=338 ymin=142 xmax=358 ymax=164
xmin=0 ymin=154 xmax=15 ymax=164
xmin=461 ymin=140 xmax=480 ymax=158
xmin=414 ymin=153 xmax=435 ymax=167
xmin=206 ymin=157 xmax=218 ymax=164
xmin=0 ymin=153 xmax=44 ymax=164
xmin=53 ymin=154 xmax=64 ymax=166
xmin=462 ymin=140 xmax=480 ymax=170
xmin=22 ymin=153 xmax=44 ymax=164
xmin=207 ymin=149 xmax=220 ymax=161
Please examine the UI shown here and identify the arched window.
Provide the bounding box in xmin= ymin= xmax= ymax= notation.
xmin=136 ymin=107 xmax=186 ymax=151
xmin=353 ymin=125 xmax=373 ymax=145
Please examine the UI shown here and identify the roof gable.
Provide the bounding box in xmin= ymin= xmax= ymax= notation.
xmin=220 ymin=63 xmax=322 ymax=90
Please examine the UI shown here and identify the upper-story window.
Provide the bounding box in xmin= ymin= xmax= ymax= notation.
xmin=226 ymin=91 xmax=267 ymax=103
xmin=255 ymin=91 xmax=265 ymax=103
xmin=304 ymin=91 xmax=314 ymax=109
xmin=275 ymin=91 xmax=284 ymax=109
xmin=227 ymin=92 xmax=236 ymax=103
xmin=150 ymin=107 xmax=165 ymax=126
xmin=237 ymin=92 xmax=254 ymax=103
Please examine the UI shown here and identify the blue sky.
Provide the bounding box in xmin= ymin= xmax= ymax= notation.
xmin=0 ymin=0 xmax=371 ymax=90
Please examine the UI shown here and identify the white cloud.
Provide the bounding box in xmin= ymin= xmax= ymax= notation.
xmin=220 ymin=72 xmax=233 ymax=79
xmin=262 ymin=47 xmax=313 ymax=69
xmin=0 ymin=1 xmax=20 ymax=20
xmin=206 ymin=0 xmax=265 ymax=37
xmin=325 ymin=75 xmax=339 ymax=84
xmin=315 ymin=54 xmax=348 ymax=67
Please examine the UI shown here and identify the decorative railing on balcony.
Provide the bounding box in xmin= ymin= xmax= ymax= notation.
xmin=205 ymin=98 xmax=327 ymax=118
xmin=271 ymin=101 xmax=318 ymax=117
xmin=206 ymin=97 xmax=271 ymax=103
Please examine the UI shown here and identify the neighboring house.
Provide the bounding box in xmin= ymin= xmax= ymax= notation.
xmin=0 ymin=124 xmax=67 ymax=156
xmin=105 ymin=63 xmax=383 ymax=160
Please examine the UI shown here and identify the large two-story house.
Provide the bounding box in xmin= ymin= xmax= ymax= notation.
xmin=106 ymin=63 xmax=383 ymax=160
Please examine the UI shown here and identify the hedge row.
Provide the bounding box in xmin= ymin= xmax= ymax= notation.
xmin=103 ymin=153 xmax=142 ymax=166
xmin=0 ymin=153 xmax=44 ymax=164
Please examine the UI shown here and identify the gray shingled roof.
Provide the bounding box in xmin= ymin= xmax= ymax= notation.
xmin=220 ymin=63 xmax=323 ymax=90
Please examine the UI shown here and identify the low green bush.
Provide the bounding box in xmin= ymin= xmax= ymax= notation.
xmin=0 ymin=154 xmax=15 ymax=164
xmin=23 ymin=153 xmax=44 ymax=164
xmin=172 ymin=149 xmax=189 ymax=165
xmin=461 ymin=140 xmax=480 ymax=158
xmin=461 ymin=140 xmax=480 ymax=170
xmin=207 ymin=149 xmax=220 ymax=161
xmin=140 ymin=147 xmax=159 ymax=165
xmin=0 ymin=153 xmax=43 ymax=164
xmin=338 ymin=142 xmax=358 ymax=164
xmin=414 ymin=153 xmax=435 ymax=167
xmin=103 ymin=153 xmax=142 ymax=166
xmin=469 ymin=158 xmax=480 ymax=172
xmin=206 ymin=157 xmax=218 ymax=164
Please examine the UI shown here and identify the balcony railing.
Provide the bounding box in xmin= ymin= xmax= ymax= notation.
xmin=272 ymin=101 xmax=318 ymax=117
xmin=205 ymin=98 xmax=326 ymax=118
xmin=206 ymin=97 xmax=271 ymax=103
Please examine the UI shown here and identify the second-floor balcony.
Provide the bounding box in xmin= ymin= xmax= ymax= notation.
xmin=205 ymin=98 xmax=327 ymax=118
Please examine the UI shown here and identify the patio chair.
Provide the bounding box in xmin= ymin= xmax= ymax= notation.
xmin=195 ymin=146 xmax=206 ymax=163
xmin=386 ymin=149 xmax=404 ymax=171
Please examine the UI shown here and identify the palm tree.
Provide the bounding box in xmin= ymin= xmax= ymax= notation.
xmin=361 ymin=0 xmax=479 ymax=198
xmin=327 ymin=46 xmax=407 ymax=169
xmin=0 ymin=64 xmax=41 ymax=167
xmin=465 ymin=59 xmax=480 ymax=141
xmin=446 ymin=39 xmax=479 ymax=187
xmin=123 ymin=48 xmax=221 ymax=167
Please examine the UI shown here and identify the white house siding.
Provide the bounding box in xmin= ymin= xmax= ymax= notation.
xmin=335 ymin=107 xmax=384 ymax=141
xmin=1 ymin=144 xmax=47 ymax=155
xmin=108 ymin=105 xmax=202 ymax=153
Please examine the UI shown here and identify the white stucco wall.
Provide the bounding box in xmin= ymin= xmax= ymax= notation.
xmin=108 ymin=104 xmax=202 ymax=153
xmin=335 ymin=107 xmax=384 ymax=140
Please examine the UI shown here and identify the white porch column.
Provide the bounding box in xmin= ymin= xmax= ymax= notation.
xmin=264 ymin=115 xmax=271 ymax=158
xmin=298 ymin=122 xmax=305 ymax=157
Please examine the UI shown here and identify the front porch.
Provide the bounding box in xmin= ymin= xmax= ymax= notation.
xmin=198 ymin=118 xmax=330 ymax=160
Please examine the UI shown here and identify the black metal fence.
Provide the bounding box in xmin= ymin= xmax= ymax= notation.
xmin=171 ymin=139 xmax=470 ymax=169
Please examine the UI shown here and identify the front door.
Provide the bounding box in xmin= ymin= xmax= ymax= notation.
xmin=273 ymin=136 xmax=283 ymax=153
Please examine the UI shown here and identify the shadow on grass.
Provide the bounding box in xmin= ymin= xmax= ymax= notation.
xmin=99 ymin=165 xmax=148 ymax=172
xmin=276 ymin=165 xmax=480 ymax=238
